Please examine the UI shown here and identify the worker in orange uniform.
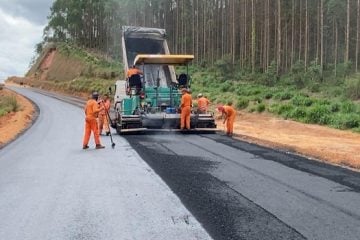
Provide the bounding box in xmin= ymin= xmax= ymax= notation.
xmin=126 ymin=65 xmax=143 ymax=95
xmin=180 ymin=88 xmax=192 ymax=130
xmin=83 ymin=92 xmax=105 ymax=149
xmin=197 ymin=93 xmax=210 ymax=113
xmin=127 ymin=65 xmax=143 ymax=78
xmin=218 ymin=102 xmax=236 ymax=136
xmin=98 ymin=94 xmax=111 ymax=136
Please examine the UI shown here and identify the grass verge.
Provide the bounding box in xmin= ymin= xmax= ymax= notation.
xmin=0 ymin=95 xmax=19 ymax=117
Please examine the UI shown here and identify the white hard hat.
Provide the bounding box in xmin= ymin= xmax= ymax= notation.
xmin=197 ymin=93 xmax=203 ymax=97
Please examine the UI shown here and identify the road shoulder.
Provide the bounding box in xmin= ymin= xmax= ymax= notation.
xmin=0 ymin=86 xmax=37 ymax=148
xmin=217 ymin=111 xmax=360 ymax=169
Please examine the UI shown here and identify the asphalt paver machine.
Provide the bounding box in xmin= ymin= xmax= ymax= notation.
xmin=112 ymin=26 xmax=217 ymax=134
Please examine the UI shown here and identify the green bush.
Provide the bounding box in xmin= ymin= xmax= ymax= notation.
xmin=269 ymin=103 xmax=294 ymax=116
xmin=330 ymin=102 xmax=341 ymax=112
xmin=214 ymin=55 xmax=234 ymax=80
xmin=252 ymin=96 xmax=263 ymax=103
xmin=215 ymin=95 xmax=228 ymax=104
xmin=317 ymin=99 xmax=331 ymax=105
xmin=263 ymin=61 xmax=278 ymax=86
xmin=236 ymin=86 xmax=263 ymax=96
xmin=249 ymin=107 xmax=256 ymax=113
xmin=0 ymin=96 xmax=19 ymax=115
xmin=341 ymin=101 xmax=357 ymax=114
xmin=290 ymin=60 xmax=306 ymax=88
xmin=236 ymin=98 xmax=249 ymax=109
xmin=352 ymin=127 xmax=360 ymax=133
xmin=0 ymin=109 xmax=7 ymax=116
xmin=268 ymin=103 xmax=279 ymax=114
xmin=336 ymin=61 xmax=352 ymax=78
xmin=306 ymin=104 xmax=331 ymax=124
xmin=305 ymin=60 xmax=322 ymax=82
xmin=289 ymin=107 xmax=307 ymax=120
xmin=264 ymin=92 xmax=273 ymax=99
xmin=309 ymin=83 xmax=321 ymax=93
xmin=331 ymin=113 xmax=360 ymax=129
xmin=220 ymin=81 xmax=233 ymax=92
xmin=345 ymin=78 xmax=360 ymax=100
xmin=279 ymin=104 xmax=295 ymax=118
xmin=324 ymin=86 xmax=344 ymax=98
xmin=291 ymin=95 xmax=313 ymax=107
xmin=256 ymin=103 xmax=266 ymax=112
xmin=273 ymin=91 xmax=293 ymax=101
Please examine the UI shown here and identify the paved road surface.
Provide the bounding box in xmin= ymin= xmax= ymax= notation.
xmin=2 ymin=87 xmax=360 ymax=240
xmin=0 ymin=87 xmax=211 ymax=240
xmin=125 ymin=128 xmax=360 ymax=239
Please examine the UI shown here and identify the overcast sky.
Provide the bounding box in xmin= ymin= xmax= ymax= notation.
xmin=0 ymin=0 xmax=54 ymax=83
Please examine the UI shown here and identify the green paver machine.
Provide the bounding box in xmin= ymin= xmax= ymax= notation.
xmin=112 ymin=26 xmax=216 ymax=134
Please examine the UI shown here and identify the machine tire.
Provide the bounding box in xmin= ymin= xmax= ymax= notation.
xmin=115 ymin=112 xmax=123 ymax=135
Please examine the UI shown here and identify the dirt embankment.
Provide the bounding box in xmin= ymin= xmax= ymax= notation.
xmin=7 ymin=45 xmax=88 ymax=98
xmin=27 ymin=45 xmax=86 ymax=82
xmin=0 ymin=87 xmax=35 ymax=147
xmin=223 ymin=112 xmax=360 ymax=169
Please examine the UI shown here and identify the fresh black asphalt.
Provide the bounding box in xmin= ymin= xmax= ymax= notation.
xmin=125 ymin=134 xmax=306 ymax=240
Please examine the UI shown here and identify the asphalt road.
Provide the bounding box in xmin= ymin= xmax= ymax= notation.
xmin=0 ymin=87 xmax=211 ymax=240
xmin=125 ymin=127 xmax=360 ymax=239
xmin=2 ymin=87 xmax=360 ymax=240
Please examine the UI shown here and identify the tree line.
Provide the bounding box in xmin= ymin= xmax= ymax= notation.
xmin=43 ymin=0 xmax=360 ymax=77
xmin=40 ymin=0 xmax=122 ymax=58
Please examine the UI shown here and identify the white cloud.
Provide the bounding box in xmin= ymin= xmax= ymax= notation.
xmin=0 ymin=0 xmax=53 ymax=25
xmin=0 ymin=8 xmax=44 ymax=82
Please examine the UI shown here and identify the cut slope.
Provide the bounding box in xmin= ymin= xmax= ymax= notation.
xmin=27 ymin=44 xmax=86 ymax=82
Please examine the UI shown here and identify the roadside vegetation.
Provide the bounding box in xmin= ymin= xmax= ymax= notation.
xmin=49 ymin=43 xmax=122 ymax=95
xmin=23 ymin=43 xmax=123 ymax=97
xmin=0 ymin=88 xmax=20 ymax=117
xmin=22 ymin=41 xmax=360 ymax=133
xmin=30 ymin=0 xmax=360 ymax=134
xmin=57 ymin=43 xmax=122 ymax=81
xmin=188 ymin=58 xmax=360 ymax=133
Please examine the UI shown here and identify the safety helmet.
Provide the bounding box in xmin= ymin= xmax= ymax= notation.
xmin=197 ymin=93 xmax=203 ymax=98
xmin=217 ymin=106 xmax=224 ymax=112
xmin=92 ymin=91 xmax=99 ymax=100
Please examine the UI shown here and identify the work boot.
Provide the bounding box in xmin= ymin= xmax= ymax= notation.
xmin=95 ymin=144 xmax=105 ymax=149
xmin=82 ymin=145 xmax=89 ymax=149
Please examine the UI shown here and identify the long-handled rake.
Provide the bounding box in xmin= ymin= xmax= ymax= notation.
xmin=106 ymin=109 xmax=116 ymax=149
xmin=101 ymin=102 xmax=116 ymax=149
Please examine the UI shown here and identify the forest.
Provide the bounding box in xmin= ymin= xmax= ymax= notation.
xmin=35 ymin=0 xmax=360 ymax=132
xmin=43 ymin=0 xmax=360 ymax=78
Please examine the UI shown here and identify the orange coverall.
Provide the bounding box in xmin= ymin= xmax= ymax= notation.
xmin=197 ymin=97 xmax=210 ymax=113
xmin=222 ymin=105 xmax=236 ymax=135
xmin=127 ymin=68 xmax=142 ymax=78
xmin=180 ymin=92 xmax=192 ymax=129
xmin=98 ymin=99 xmax=111 ymax=135
xmin=83 ymin=99 xmax=102 ymax=147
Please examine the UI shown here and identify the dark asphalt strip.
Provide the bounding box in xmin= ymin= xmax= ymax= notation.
xmin=125 ymin=135 xmax=305 ymax=240
xmin=202 ymin=134 xmax=360 ymax=193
